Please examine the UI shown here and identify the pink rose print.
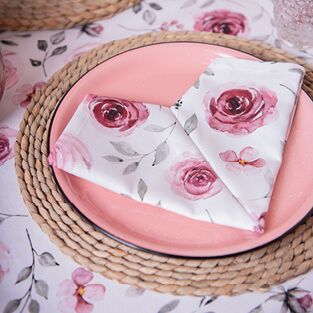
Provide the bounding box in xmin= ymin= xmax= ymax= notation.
xmin=298 ymin=294 xmax=313 ymax=311
xmin=193 ymin=9 xmax=249 ymax=37
xmin=48 ymin=133 xmax=92 ymax=172
xmin=87 ymin=94 xmax=149 ymax=137
xmin=251 ymin=212 xmax=267 ymax=233
xmin=219 ymin=146 xmax=266 ymax=176
xmin=12 ymin=81 xmax=46 ymax=108
xmin=168 ymin=156 xmax=222 ymax=201
xmin=2 ymin=51 xmax=19 ymax=90
xmin=0 ymin=240 xmax=11 ymax=284
xmin=57 ymin=267 xmax=105 ymax=313
xmin=204 ymin=84 xmax=279 ymax=136
xmin=0 ymin=126 xmax=18 ymax=166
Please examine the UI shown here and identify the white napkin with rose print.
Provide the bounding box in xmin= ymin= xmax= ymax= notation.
xmin=48 ymin=57 xmax=305 ymax=232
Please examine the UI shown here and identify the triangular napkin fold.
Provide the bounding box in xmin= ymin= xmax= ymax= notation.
xmin=48 ymin=58 xmax=305 ymax=232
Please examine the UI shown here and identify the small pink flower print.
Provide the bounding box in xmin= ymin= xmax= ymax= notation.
xmin=57 ymin=267 xmax=105 ymax=313
xmin=160 ymin=20 xmax=184 ymax=31
xmin=193 ymin=9 xmax=250 ymax=37
xmin=219 ymin=146 xmax=266 ymax=176
xmin=0 ymin=240 xmax=11 ymax=284
xmin=0 ymin=126 xmax=18 ymax=166
xmin=91 ymin=25 xmax=103 ymax=34
xmin=87 ymin=94 xmax=149 ymax=137
xmin=79 ymin=23 xmax=104 ymax=37
xmin=12 ymin=81 xmax=45 ymax=108
xmin=204 ymin=84 xmax=279 ymax=136
xmin=48 ymin=133 xmax=92 ymax=172
xmin=298 ymin=294 xmax=313 ymax=311
xmin=168 ymin=155 xmax=222 ymax=201
xmin=3 ymin=51 xmax=19 ymax=90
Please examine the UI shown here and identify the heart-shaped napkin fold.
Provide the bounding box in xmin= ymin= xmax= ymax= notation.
xmin=48 ymin=57 xmax=305 ymax=232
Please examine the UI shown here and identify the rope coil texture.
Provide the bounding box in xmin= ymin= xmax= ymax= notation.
xmin=0 ymin=0 xmax=140 ymax=31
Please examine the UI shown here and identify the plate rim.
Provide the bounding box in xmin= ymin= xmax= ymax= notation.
xmin=47 ymin=40 xmax=313 ymax=258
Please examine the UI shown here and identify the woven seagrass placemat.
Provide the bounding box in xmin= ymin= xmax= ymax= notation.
xmin=14 ymin=31 xmax=313 ymax=297
xmin=0 ymin=0 xmax=140 ymax=31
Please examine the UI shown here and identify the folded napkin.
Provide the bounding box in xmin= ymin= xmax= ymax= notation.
xmin=48 ymin=58 xmax=305 ymax=232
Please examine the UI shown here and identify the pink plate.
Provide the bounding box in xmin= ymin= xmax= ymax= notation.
xmin=49 ymin=42 xmax=313 ymax=257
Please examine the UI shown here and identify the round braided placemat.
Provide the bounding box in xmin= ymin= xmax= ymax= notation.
xmin=14 ymin=31 xmax=313 ymax=297
xmin=0 ymin=0 xmax=140 ymax=31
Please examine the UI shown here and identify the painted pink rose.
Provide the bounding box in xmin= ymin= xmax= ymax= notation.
xmin=168 ymin=156 xmax=222 ymax=201
xmin=193 ymin=9 xmax=249 ymax=37
xmin=57 ymin=267 xmax=105 ymax=313
xmin=48 ymin=133 xmax=92 ymax=172
xmin=3 ymin=51 xmax=19 ymax=90
xmin=0 ymin=126 xmax=18 ymax=166
xmin=204 ymin=84 xmax=279 ymax=136
xmin=12 ymin=81 xmax=46 ymax=108
xmin=0 ymin=240 xmax=11 ymax=284
xmin=219 ymin=146 xmax=266 ymax=175
xmin=87 ymin=94 xmax=149 ymax=137
xmin=251 ymin=212 xmax=266 ymax=233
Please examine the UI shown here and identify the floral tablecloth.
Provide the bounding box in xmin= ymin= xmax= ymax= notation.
xmin=1 ymin=0 xmax=313 ymax=312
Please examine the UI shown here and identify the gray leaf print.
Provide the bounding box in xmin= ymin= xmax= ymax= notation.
xmin=103 ymin=155 xmax=124 ymax=162
xmin=193 ymin=78 xmax=200 ymax=89
xmin=143 ymin=9 xmax=156 ymax=25
xmin=153 ymin=141 xmax=169 ymax=166
xmin=28 ymin=299 xmax=40 ymax=313
xmin=3 ymin=299 xmax=22 ymax=313
xmin=204 ymin=68 xmax=214 ymax=76
xmin=200 ymin=0 xmax=215 ymax=8
xmin=264 ymin=170 xmax=274 ymax=188
xmin=123 ymin=162 xmax=139 ymax=175
xmin=50 ymin=31 xmax=65 ymax=44
xmin=125 ymin=286 xmax=146 ymax=297
xmin=158 ymin=299 xmax=180 ymax=313
xmin=15 ymin=266 xmax=32 ymax=284
xmin=184 ymin=113 xmax=198 ymax=135
xmin=181 ymin=0 xmax=197 ymax=9
xmin=34 ymin=279 xmax=49 ymax=299
xmin=288 ymin=67 xmax=304 ymax=76
xmin=38 ymin=252 xmax=59 ymax=267
xmin=138 ymin=179 xmax=148 ymax=201
xmin=51 ymin=45 xmax=67 ymax=57
xmin=110 ymin=141 xmax=139 ymax=156
xmin=144 ymin=124 xmax=168 ymax=132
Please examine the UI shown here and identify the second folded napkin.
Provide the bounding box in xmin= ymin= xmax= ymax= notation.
xmin=48 ymin=57 xmax=305 ymax=232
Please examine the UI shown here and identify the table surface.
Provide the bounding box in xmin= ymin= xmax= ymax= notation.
xmin=1 ymin=0 xmax=313 ymax=312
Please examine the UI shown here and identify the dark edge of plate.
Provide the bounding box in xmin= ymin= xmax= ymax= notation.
xmin=46 ymin=40 xmax=313 ymax=259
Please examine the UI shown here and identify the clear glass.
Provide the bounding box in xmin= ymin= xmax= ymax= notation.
xmin=0 ymin=46 xmax=4 ymax=101
xmin=273 ymin=0 xmax=313 ymax=49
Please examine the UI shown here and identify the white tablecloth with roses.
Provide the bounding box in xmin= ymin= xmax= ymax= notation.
xmin=1 ymin=1 xmax=313 ymax=313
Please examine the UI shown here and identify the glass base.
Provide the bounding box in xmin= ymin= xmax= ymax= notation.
xmin=276 ymin=32 xmax=313 ymax=50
